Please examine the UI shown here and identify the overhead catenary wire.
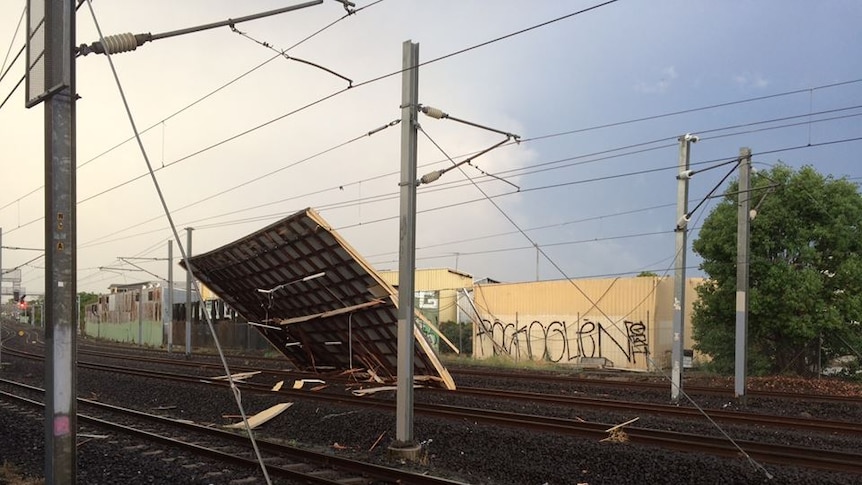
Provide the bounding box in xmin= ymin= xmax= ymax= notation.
xmin=229 ymin=24 xmax=353 ymax=86
xmin=0 ymin=4 xmax=25 ymax=75
xmin=74 ymin=118 xmax=401 ymax=249
xmin=367 ymin=228 xmax=688 ymax=266
xmin=3 ymin=67 xmax=860 ymax=228
xmin=77 ymin=133 xmax=862 ymax=251
xmin=83 ymin=1 xmax=274 ymax=483
xmin=3 ymin=0 xmax=860 ymax=298
xmin=170 ymin=116 xmax=857 ymax=234
xmin=2 ymin=0 xmax=618 ymax=215
xmin=0 ymin=0 xmax=375 ymax=206
xmin=7 ymin=131 xmax=862 ymax=259
xmin=420 ymin=127 xmax=774 ymax=478
xmin=93 ymin=102 xmax=862 ymax=241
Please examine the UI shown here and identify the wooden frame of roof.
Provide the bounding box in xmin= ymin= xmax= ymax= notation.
xmin=181 ymin=208 xmax=455 ymax=390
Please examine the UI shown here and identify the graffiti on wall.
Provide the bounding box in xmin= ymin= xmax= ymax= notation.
xmin=475 ymin=317 xmax=649 ymax=366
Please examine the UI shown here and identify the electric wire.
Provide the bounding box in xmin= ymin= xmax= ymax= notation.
xmin=0 ymin=5 xmax=25 ymax=75
xmin=167 ymin=106 xmax=862 ymax=236
xmin=0 ymin=46 xmax=24 ymax=87
xmin=0 ymin=72 xmax=24 ymax=111
xmin=2 ymin=0 xmax=618 ymax=214
xmin=367 ymin=228 xmax=683 ymax=266
xmin=353 ymin=0 xmax=620 ymax=90
xmin=686 ymin=160 xmax=741 ymax=222
xmin=0 ymin=0 xmax=367 ymax=206
xmin=230 ymin=25 xmax=352 ymax=86
xmin=420 ymin=126 xmax=774 ymax=477
xmin=84 ymin=2 xmax=273 ymax=483
xmin=524 ymin=78 xmax=862 ymax=143
xmin=76 ymin=118 xmax=400 ymax=249
xmin=363 ymin=202 xmax=678 ymax=259
xmin=119 ymin=134 xmax=861 ymax=238
xmin=9 ymin=131 xmax=862 ymax=255
xmin=3 ymin=0 xmax=860 ymax=310
xmin=3 ymin=71 xmax=860 ymax=230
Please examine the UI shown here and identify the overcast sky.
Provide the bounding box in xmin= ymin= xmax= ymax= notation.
xmin=1 ymin=0 xmax=860 ymax=296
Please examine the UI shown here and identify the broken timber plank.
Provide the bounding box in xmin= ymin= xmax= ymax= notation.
xmin=211 ymin=371 xmax=261 ymax=381
xmin=224 ymin=403 xmax=293 ymax=430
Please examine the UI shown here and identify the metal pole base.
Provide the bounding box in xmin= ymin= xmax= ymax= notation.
xmin=387 ymin=441 xmax=422 ymax=461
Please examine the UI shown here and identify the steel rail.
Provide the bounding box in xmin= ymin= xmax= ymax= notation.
xmin=6 ymin=345 xmax=862 ymax=436
xmin=0 ymin=383 xmax=466 ymax=485
xmin=449 ymin=367 xmax=862 ymax=404
xmin=446 ymin=386 xmax=862 ymax=436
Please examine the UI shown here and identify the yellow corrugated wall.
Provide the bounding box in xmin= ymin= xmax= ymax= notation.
xmin=378 ymin=268 xmax=473 ymax=324
xmin=471 ymin=276 xmax=703 ymax=370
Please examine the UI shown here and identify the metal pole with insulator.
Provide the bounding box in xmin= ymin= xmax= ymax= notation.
xmin=389 ymin=39 xmax=421 ymax=460
xmin=734 ymin=147 xmax=752 ymax=403
xmin=671 ymin=133 xmax=696 ymax=402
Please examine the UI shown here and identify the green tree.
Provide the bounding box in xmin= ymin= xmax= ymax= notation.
xmin=692 ymin=164 xmax=862 ymax=375
xmin=79 ymin=292 xmax=100 ymax=330
xmin=637 ymin=271 xmax=658 ymax=277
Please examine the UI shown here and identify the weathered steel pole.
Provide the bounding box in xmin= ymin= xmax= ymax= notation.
xmin=390 ymin=39 xmax=420 ymax=459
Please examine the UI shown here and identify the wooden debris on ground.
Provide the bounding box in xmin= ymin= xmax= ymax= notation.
xmin=601 ymin=417 xmax=639 ymax=443
xmin=224 ymin=402 xmax=293 ymax=430
xmin=365 ymin=368 xmax=385 ymax=384
xmin=351 ymin=385 xmax=423 ymax=397
xmin=369 ymin=431 xmax=387 ymax=451
xmin=321 ymin=410 xmax=358 ymax=421
xmin=292 ymin=378 xmax=325 ymax=389
xmin=211 ymin=371 xmax=261 ymax=381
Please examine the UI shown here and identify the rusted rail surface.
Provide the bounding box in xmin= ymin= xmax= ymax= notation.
xmin=0 ymin=381 xmax=465 ymax=485
xmin=3 ymin=352 xmax=861 ymax=475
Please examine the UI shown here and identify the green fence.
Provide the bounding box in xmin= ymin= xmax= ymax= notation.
xmin=83 ymin=319 xmax=164 ymax=347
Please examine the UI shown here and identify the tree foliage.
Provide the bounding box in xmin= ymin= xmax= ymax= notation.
xmin=692 ymin=164 xmax=862 ymax=375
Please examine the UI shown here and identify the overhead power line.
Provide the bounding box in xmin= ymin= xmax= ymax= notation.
xmin=2 ymin=0 xmax=615 ymax=213
xmin=70 ymin=104 xmax=862 ymax=249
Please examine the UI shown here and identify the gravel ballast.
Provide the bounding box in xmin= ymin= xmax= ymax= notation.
xmin=1 ymin=344 xmax=861 ymax=484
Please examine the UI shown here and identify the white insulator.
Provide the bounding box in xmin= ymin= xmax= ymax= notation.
xmin=420 ymin=169 xmax=444 ymax=185
xmin=677 ymin=169 xmax=694 ymax=180
xmin=422 ymin=106 xmax=447 ymax=119
xmin=101 ymin=33 xmax=138 ymax=54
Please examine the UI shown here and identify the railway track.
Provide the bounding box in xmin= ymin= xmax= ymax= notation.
xmin=68 ymin=341 xmax=860 ymax=405
xmin=3 ymin=349 xmax=861 ymax=474
xmin=7 ymin=330 xmax=847 ymax=399
xmin=449 ymin=367 xmax=862 ymax=404
xmin=7 ymin=345 xmax=862 ymax=437
xmin=0 ymin=380 xmax=466 ymax=485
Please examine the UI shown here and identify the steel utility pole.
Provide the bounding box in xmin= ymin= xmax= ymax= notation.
xmin=671 ymin=133 xmax=697 ymax=402
xmin=167 ymin=240 xmax=173 ymax=352
xmin=185 ymin=227 xmax=193 ymax=356
xmin=42 ymin=0 xmax=78 ymax=481
xmin=734 ymin=147 xmax=752 ymax=403
xmin=390 ymin=39 xmax=421 ymax=460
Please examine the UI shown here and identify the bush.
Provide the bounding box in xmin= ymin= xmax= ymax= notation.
xmin=438 ymin=320 xmax=472 ymax=355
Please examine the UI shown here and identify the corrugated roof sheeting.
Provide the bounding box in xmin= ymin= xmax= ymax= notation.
xmin=380 ymin=268 xmax=474 ymax=291
xmin=181 ymin=208 xmax=454 ymax=389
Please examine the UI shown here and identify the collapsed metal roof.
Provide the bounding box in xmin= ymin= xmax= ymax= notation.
xmin=181 ymin=208 xmax=455 ymax=389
